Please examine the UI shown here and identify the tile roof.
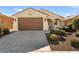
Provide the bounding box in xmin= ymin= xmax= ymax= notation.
xmin=65 ymin=14 xmax=79 ymax=19
xmin=12 ymin=8 xmax=64 ymax=18
xmin=39 ymin=9 xmax=64 ymax=18
xmin=12 ymin=8 xmax=48 ymax=16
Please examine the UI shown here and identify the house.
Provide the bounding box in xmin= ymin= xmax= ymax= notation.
xmin=64 ymin=15 xmax=79 ymax=26
xmin=0 ymin=13 xmax=14 ymax=31
xmin=12 ymin=8 xmax=64 ymax=31
xmin=39 ymin=9 xmax=64 ymax=29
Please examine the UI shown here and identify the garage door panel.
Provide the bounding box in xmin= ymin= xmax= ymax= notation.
xmin=18 ymin=18 xmax=43 ymax=30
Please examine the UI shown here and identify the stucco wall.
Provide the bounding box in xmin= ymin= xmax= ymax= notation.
xmin=13 ymin=9 xmax=47 ymax=18
xmin=39 ymin=10 xmax=64 ymax=27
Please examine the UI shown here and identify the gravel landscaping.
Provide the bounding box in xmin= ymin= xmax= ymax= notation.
xmin=46 ymin=32 xmax=79 ymax=51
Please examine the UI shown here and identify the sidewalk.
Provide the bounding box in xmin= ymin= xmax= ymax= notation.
xmin=31 ymin=45 xmax=51 ymax=52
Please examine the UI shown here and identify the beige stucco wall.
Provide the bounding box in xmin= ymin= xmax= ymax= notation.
xmin=39 ymin=10 xmax=64 ymax=27
xmin=12 ymin=8 xmax=49 ymax=31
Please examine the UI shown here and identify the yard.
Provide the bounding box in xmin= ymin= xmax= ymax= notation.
xmin=46 ymin=30 xmax=79 ymax=51
xmin=45 ymin=18 xmax=79 ymax=51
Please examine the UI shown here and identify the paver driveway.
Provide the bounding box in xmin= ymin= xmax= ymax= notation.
xmin=0 ymin=31 xmax=49 ymax=53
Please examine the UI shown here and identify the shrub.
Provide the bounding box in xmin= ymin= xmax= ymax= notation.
xmin=57 ymin=30 xmax=66 ymax=35
xmin=70 ymin=39 xmax=79 ymax=48
xmin=50 ymin=29 xmax=66 ymax=36
xmin=50 ymin=29 xmax=54 ymax=34
xmin=63 ymin=25 xmax=75 ymax=32
xmin=3 ymin=28 xmax=10 ymax=35
xmin=0 ymin=28 xmax=1 ymax=37
xmin=76 ymin=32 xmax=79 ymax=37
xmin=48 ymin=34 xmax=58 ymax=42
xmin=73 ymin=19 xmax=79 ymax=32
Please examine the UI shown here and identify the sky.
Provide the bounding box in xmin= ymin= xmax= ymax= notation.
xmin=0 ymin=6 xmax=79 ymax=17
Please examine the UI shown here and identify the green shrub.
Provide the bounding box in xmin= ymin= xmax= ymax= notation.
xmin=70 ymin=39 xmax=79 ymax=48
xmin=63 ymin=25 xmax=75 ymax=32
xmin=3 ymin=28 xmax=10 ymax=35
xmin=56 ymin=30 xmax=66 ymax=35
xmin=48 ymin=34 xmax=58 ymax=42
xmin=0 ymin=28 xmax=1 ymax=37
xmin=50 ymin=29 xmax=66 ymax=36
xmin=50 ymin=29 xmax=55 ymax=34
xmin=73 ymin=19 xmax=79 ymax=32
xmin=76 ymin=32 xmax=79 ymax=37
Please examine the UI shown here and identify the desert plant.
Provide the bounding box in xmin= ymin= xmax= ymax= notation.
xmin=63 ymin=24 xmax=75 ymax=32
xmin=50 ymin=29 xmax=66 ymax=36
xmin=48 ymin=34 xmax=58 ymax=42
xmin=3 ymin=28 xmax=10 ymax=35
xmin=57 ymin=30 xmax=66 ymax=35
xmin=70 ymin=39 xmax=79 ymax=48
xmin=76 ymin=32 xmax=79 ymax=37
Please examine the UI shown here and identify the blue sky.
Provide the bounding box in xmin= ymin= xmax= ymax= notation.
xmin=0 ymin=6 xmax=79 ymax=17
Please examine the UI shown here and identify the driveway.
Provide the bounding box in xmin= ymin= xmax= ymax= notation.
xmin=0 ymin=31 xmax=49 ymax=53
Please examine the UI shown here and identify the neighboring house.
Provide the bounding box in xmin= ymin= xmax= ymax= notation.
xmin=0 ymin=13 xmax=14 ymax=31
xmin=64 ymin=15 xmax=79 ymax=26
xmin=12 ymin=8 xmax=64 ymax=31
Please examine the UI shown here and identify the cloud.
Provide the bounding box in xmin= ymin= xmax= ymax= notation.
xmin=63 ymin=13 xmax=72 ymax=17
xmin=0 ymin=9 xmax=3 ymax=13
xmin=14 ymin=8 xmax=23 ymax=12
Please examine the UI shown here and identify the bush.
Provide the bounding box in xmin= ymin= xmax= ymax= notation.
xmin=73 ymin=19 xmax=79 ymax=32
xmin=50 ymin=29 xmax=66 ymax=36
xmin=62 ymin=24 xmax=76 ymax=32
xmin=70 ymin=39 xmax=79 ymax=48
xmin=76 ymin=32 xmax=79 ymax=37
xmin=48 ymin=34 xmax=58 ymax=42
xmin=50 ymin=29 xmax=54 ymax=34
xmin=3 ymin=28 xmax=10 ymax=35
xmin=58 ymin=30 xmax=65 ymax=35
xmin=0 ymin=28 xmax=1 ymax=37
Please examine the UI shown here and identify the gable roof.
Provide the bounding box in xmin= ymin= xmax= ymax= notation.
xmin=65 ymin=15 xmax=79 ymax=20
xmin=12 ymin=8 xmax=48 ymax=16
xmin=39 ymin=9 xmax=64 ymax=18
xmin=64 ymin=15 xmax=79 ymax=25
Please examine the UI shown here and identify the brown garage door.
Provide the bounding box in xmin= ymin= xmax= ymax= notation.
xmin=18 ymin=18 xmax=43 ymax=30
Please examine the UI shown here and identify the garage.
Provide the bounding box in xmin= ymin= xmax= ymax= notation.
xmin=18 ymin=18 xmax=43 ymax=30
xmin=13 ymin=8 xmax=49 ymax=31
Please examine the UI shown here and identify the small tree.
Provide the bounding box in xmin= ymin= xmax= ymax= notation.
xmin=73 ymin=19 xmax=79 ymax=32
xmin=0 ymin=21 xmax=4 ymax=35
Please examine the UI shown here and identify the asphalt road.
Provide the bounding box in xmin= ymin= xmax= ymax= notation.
xmin=0 ymin=31 xmax=48 ymax=53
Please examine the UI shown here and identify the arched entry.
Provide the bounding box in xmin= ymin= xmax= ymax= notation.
xmin=55 ymin=19 xmax=61 ymax=26
xmin=47 ymin=19 xmax=52 ymax=30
